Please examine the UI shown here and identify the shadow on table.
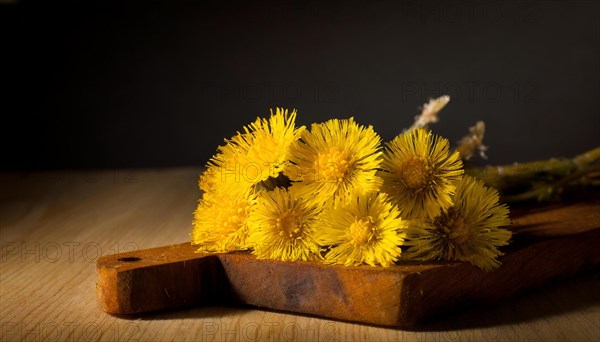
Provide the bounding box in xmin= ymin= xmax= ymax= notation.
xmin=414 ymin=268 xmax=600 ymax=331
xmin=113 ymin=305 xmax=250 ymax=321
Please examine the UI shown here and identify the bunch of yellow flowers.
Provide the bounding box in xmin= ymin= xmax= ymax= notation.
xmin=191 ymin=108 xmax=511 ymax=271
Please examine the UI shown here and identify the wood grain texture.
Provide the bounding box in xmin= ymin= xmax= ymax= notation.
xmin=96 ymin=201 xmax=600 ymax=327
xmin=1 ymin=168 xmax=599 ymax=341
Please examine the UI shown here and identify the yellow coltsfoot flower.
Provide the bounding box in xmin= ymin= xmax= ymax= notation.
xmin=404 ymin=176 xmax=512 ymax=271
xmin=248 ymin=188 xmax=322 ymax=262
xmin=288 ymin=118 xmax=383 ymax=207
xmin=316 ymin=192 xmax=406 ymax=267
xmin=201 ymin=108 xmax=304 ymax=196
xmin=379 ymin=128 xmax=463 ymax=219
xmin=191 ymin=189 xmax=256 ymax=253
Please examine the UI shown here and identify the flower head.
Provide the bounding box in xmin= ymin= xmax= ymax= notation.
xmin=409 ymin=95 xmax=450 ymax=130
xmin=456 ymin=121 xmax=488 ymax=160
xmin=191 ymin=189 xmax=256 ymax=252
xmin=288 ymin=118 xmax=382 ymax=206
xmin=379 ymin=128 xmax=463 ymax=219
xmin=247 ymin=188 xmax=322 ymax=261
xmin=201 ymin=108 xmax=304 ymax=196
xmin=404 ymin=176 xmax=511 ymax=271
xmin=316 ymin=192 xmax=406 ymax=267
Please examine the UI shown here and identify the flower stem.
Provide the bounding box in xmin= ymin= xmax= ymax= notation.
xmin=466 ymin=147 xmax=600 ymax=202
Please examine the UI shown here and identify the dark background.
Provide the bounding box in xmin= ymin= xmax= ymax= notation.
xmin=1 ymin=0 xmax=599 ymax=171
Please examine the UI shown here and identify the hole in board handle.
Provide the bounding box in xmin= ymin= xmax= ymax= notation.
xmin=118 ymin=257 xmax=141 ymax=262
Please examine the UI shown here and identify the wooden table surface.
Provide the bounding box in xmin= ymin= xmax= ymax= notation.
xmin=1 ymin=168 xmax=598 ymax=342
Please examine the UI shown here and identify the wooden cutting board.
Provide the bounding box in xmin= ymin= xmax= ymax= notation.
xmin=96 ymin=199 xmax=600 ymax=327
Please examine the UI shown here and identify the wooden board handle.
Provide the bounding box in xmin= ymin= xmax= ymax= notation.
xmin=97 ymin=244 xmax=222 ymax=314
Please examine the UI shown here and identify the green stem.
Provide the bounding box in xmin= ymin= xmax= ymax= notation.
xmin=500 ymin=165 xmax=600 ymax=203
xmin=466 ymin=147 xmax=600 ymax=192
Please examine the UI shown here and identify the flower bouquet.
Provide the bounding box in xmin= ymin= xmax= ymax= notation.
xmin=191 ymin=96 xmax=599 ymax=271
